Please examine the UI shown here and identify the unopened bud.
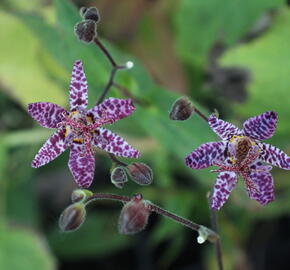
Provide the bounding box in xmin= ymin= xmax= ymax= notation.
xmin=126 ymin=163 xmax=153 ymax=185
xmin=74 ymin=20 xmax=97 ymax=43
xmin=80 ymin=7 xmax=100 ymax=22
xmin=111 ymin=166 xmax=128 ymax=189
xmin=169 ymin=96 xmax=193 ymax=121
xmin=197 ymin=225 xmax=219 ymax=244
xmin=59 ymin=203 xmax=86 ymax=232
xmin=118 ymin=194 xmax=150 ymax=234
xmin=71 ymin=189 xmax=93 ymax=203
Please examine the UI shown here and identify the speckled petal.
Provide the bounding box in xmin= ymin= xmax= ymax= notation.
xmin=208 ymin=114 xmax=243 ymax=140
xmin=31 ymin=129 xmax=67 ymax=168
xmin=247 ymin=170 xmax=274 ymax=206
xmin=69 ymin=60 xmax=88 ymax=110
xmin=243 ymin=111 xmax=277 ymax=140
xmin=28 ymin=102 xmax=66 ymax=128
xmin=88 ymin=98 xmax=135 ymax=124
xmin=185 ymin=141 xmax=226 ymax=169
xmin=94 ymin=128 xmax=140 ymax=158
xmin=258 ymin=142 xmax=290 ymax=170
xmin=68 ymin=143 xmax=95 ymax=188
xmin=211 ymin=172 xmax=238 ymax=210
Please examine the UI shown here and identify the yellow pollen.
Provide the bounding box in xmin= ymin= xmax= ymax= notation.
xmin=73 ymin=138 xmax=84 ymax=144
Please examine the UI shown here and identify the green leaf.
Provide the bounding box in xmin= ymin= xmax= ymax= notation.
xmin=0 ymin=225 xmax=56 ymax=270
xmin=175 ymin=0 xmax=284 ymax=66
xmin=48 ymin=212 xmax=131 ymax=259
xmin=0 ymin=11 xmax=66 ymax=108
xmin=220 ymin=8 xmax=290 ymax=145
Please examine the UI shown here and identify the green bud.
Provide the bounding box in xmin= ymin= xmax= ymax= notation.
xmin=71 ymin=189 xmax=93 ymax=203
xmin=126 ymin=163 xmax=153 ymax=185
xmin=59 ymin=203 xmax=86 ymax=232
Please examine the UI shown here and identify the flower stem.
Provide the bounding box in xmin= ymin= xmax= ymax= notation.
xmin=192 ymin=106 xmax=209 ymax=123
xmin=85 ymin=192 xmax=219 ymax=243
xmin=108 ymin=153 xmax=128 ymax=167
xmin=207 ymin=192 xmax=224 ymax=270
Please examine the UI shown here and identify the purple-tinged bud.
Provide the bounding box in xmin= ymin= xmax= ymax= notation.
xmin=169 ymin=96 xmax=193 ymax=121
xmin=111 ymin=166 xmax=128 ymax=189
xmin=80 ymin=7 xmax=100 ymax=23
xmin=59 ymin=203 xmax=86 ymax=232
xmin=118 ymin=194 xmax=150 ymax=235
xmin=126 ymin=163 xmax=153 ymax=185
xmin=74 ymin=20 xmax=97 ymax=43
xmin=71 ymin=189 xmax=93 ymax=203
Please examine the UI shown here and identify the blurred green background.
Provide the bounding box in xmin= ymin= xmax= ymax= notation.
xmin=1 ymin=0 xmax=290 ymax=269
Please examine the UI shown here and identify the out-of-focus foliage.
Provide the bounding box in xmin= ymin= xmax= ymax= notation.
xmin=1 ymin=0 xmax=290 ymax=269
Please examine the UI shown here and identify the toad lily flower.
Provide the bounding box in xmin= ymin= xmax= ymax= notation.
xmin=28 ymin=60 xmax=140 ymax=187
xmin=185 ymin=111 xmax=290 ymax=210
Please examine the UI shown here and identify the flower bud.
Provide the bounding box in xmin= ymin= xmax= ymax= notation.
xmin=197 ymin=225 xmax=219 ymax=244
xmin=74 ymin=20 xmax=97 ymax=43
xmin=71 ymin=189 xmax=93 ymax=203
xmin=118 ymin=194 xmax=150 ymax=234
xmin=80 ymin=7 xmax=100 ymax=23
xmin=169 ymin=96 xmax=193 ymax=121
xmin=126 ymin=163 xmax=153 ymax=185
xmin=111 ymin=166 xmax=128 ymax=189
xmin=59 ymin=203 xmax=86 ymax=232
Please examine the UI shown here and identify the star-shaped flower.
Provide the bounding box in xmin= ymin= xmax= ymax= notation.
xmin=185 ymin=111 xmax=290 ymax=210
xmin=28 ymin=60 xmax=140 ymax=187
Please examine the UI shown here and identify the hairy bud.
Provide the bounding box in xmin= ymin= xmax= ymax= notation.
xmin=126 ymin=163 xmax=153 ymax=185
xmin=80 ymin=7 xmax=100 ymax=22
xmin=111 ymin=166 xmax=128 ymax=189
xmin=71 ymin=189 xmax=93 ymax=203
xmin=74 ymin=20 xmax=97 ymax=43
xmin=59 ymin=203 xmax=86 ymax=232
xmin=169 ymin=96 xmax=193 ymax=121
xmin=197 ymin=225 xmax=219 ymax=244
xmin=118 ymin=194 xmax=150 ymax=234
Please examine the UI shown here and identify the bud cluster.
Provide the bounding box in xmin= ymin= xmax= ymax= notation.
xmin=74 ymin=7 xmax=101 ymax=43
xmin=110 ymin=162 xmax=153 ymax=188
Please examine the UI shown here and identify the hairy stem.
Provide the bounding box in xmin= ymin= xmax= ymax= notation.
xmin=85 ymin=192 xmax=219 ymax=243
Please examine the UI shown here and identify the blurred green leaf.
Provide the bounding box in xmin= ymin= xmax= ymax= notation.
xmin=175 ymin=0 xmax=284 ymax=66
xmin=49 ymin=212 xmax=131 ymax=258
xmin=0 ymin=11 xmax=66 ymax=108
xmin=0 ymin=225 xmax=55 ymax=270
xmin=220 ymin=8 xmax=290 ymax=145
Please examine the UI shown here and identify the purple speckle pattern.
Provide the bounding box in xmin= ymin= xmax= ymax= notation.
xmin=211 ymin=172 xmax=238 ymax=210
xmin=68 ymin=143 xmax=95 ymax=188
xmin=243 ymin=111 xmax=277 ymax=140
xmin=95 ymin=128 xmax=140 ymax=158
xmin=185 ymin=110 xmax=290 ymax=209
xmin=28 ymin=60 xmax=140 ymax=188
xmin=247 ymin=162 xmax=275 ymax=205
xmin=88 ymin=98 xmax=135 ymax=124
xmin=185 ymin=141 xmax=226 ymax=169
xmin=69 ymin=60 xmax=88 ymax=110
xmin=31 ymin=129 xmax=67 ymax=168
xmin=28 ymin=102 xmax=67 ymax=129
xmin=208 ymin=114 xmax=243 ymax=140
xmin=258 ymin=142 xmax=290 ymax=170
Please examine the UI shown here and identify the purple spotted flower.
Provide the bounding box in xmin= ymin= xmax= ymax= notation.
xmin=28 ymin=60 xmax=140 ymax=188
xmin=185 ymin=111 xmax=290 ymax=210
